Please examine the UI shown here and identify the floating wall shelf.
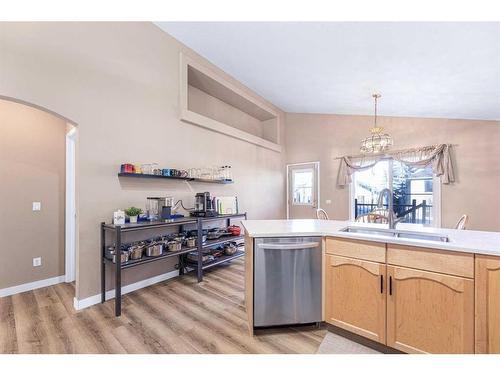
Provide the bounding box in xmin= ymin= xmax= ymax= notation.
xmin=118 ymin=172 xmax=234 ymax=184
xmin=179 ymin=53 xmax=282 ymax=153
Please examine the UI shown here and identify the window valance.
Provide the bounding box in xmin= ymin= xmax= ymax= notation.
xmin=337 ymin=144 xmax=455 ymax=186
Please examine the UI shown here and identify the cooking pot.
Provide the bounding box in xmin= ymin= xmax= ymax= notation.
xmin=207 ymin=230 xmax=223 ymax=240
xmin=145 ymin=242 xmax=163 ymax=257
xmin=105 ymin=246 xmax=115 ymax=260
xmin=167 ymin=241 xmax=182 ymax=252
xmin=195 ymin=235 xmax=207 ymax=246
xmin=111 ymin=250 xmax=129 ymax=264
xmin=227 ymin=225 xmax=241 ymax=236
xmin=224 ymin=242 xmax=238 ymax=256
xmin=187 ymin=229 xmax=208 ymax=238
xmin=172 ymin=236 xmax=185 ymax=244
xmin=128 ymin=244 xmax=145 ymax=260
xmin=185 ymin=237 xmax=196 ymax=248
xmin=211 ymin=248 xmax=224 ymax=257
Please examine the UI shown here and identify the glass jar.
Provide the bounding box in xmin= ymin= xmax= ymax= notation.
xmin=141 ymin=163 xmax=152 ymax=175
xmin=146 ymin=198 xmax=159 ymax=221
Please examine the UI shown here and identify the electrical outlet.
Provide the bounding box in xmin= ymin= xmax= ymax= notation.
xmin=325 ymin=199 xmax=332 ymax=204
xmin=32 ymin=202 xmax=41 ymax=211
xmin=33 ymin=257 xmax=42 ymax=267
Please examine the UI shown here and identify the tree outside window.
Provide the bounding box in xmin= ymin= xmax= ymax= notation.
xmin=353 ymin=159 xmax=435 ymax=225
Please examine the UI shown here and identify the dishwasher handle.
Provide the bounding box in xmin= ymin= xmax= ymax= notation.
xmin=257 ymin=242 xmax=320 ymax=250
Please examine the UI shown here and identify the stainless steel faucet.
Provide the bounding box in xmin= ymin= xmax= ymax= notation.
xmin=377 ymin=188 xmax=400 ymax=229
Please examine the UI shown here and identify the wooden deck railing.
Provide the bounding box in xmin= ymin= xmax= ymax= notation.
xmin=354 ymin=199 xmax=432 ymax=224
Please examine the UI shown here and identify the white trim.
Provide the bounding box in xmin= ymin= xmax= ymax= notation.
xmin=286 ymin=161 xmax=320 ymax=219
xmin=433 ymin=176 xmax=442 ymax=228
xmin=286 ymin=164 xmax=290 ymax=219
xmin=181 ymin=109 xmax=282 ymax=152
xmin=349 ymin=181 xmax=355 ymax=221
xmin=0 ymin=275 xmax=65 ymax=298
xmin=73 ymin=269 xmax=180 ymax=311
xmin=65 ymin=127 xmax=77 ymax=283
xmin=317 ymin=162 xmax=321 ymax=210
xmin=73 ymin=294 xmax=100 ymax=311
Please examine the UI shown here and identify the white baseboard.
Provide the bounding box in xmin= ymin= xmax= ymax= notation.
xmin=0 ymin=275 xmax=66 ymax=298
xmin=73 ymin=269 xmax=180 ymax=311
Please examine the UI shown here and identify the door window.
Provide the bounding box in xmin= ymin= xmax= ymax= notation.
xmin=292 ymin=168 xmax=314 ymax=205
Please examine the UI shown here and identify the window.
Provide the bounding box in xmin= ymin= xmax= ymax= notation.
xmin=352 ymin=159 xmax=438 ymax=226
xmin=292 ymin=168 xmax=314 ymax=205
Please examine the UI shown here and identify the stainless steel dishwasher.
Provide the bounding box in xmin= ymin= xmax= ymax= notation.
xmin=253 ymin=236 xmax=322 ymax=327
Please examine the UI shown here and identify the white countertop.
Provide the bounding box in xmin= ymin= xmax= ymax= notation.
xmin=241 ymin=219 xmax=500 ymax=257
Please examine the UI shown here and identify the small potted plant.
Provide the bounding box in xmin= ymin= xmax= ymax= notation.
xmin=125 ymin=207 xmax=142 ymax=224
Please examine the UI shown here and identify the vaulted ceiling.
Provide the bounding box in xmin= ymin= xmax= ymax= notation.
xmin=156 ymin=22 xmax=500 ymax=121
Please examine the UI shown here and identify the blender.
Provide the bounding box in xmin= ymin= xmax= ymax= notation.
xmin=146 ymin=196 xmax=174 ymax=220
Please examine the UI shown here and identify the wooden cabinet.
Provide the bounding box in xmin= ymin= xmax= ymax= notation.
xmin=323 ymin=239 xmax=500 ymax=354
xmin=475 ymin=255 xmax=500 ymax=353
xmin=386 ymin=265 xmax=474 ymax=354
xmin=325 ymin=254 xmax=386 ymax=343
xmin=387 ymin=244 xmax=474 ymax=278
xmin=326 ymin=238 xmax=385 ymax=263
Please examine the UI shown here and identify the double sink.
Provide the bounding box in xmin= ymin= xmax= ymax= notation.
xmin=340 ymin=226 xmax=450 ymax=243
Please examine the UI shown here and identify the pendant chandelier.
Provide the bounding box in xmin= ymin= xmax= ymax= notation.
xmin=360 ymin=94 xmax=393 ymax=154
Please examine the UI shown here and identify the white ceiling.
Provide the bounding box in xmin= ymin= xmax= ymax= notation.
xmin=156 ymin=22 xmax=500 ymax=121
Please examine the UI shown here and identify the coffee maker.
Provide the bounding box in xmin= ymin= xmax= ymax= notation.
xmin=190 ymin=192 xmax=216 ymax=217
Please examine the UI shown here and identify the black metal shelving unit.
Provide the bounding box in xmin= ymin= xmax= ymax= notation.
xmin=201 ymin=235 xmax=244 ymax=249
xmin=118 ymin=172 xmax=234 ymax=184
xmin=110 ymin=246 xmax=197 ymax=270
xmin=200 ymin=250 xmax=245 ymax=270
xmin=101 ymin=213 xmax=247 ymax=316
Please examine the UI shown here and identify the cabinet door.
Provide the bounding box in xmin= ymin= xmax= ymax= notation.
xmin=325 ymin=254 xmax=386 ymax=343
xmin=475 ymin=255 xmax=500 ymax=353
xmin=387 ymin=265 xmax=474 ymax=354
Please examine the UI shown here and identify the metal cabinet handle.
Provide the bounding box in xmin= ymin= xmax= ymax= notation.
xmin=257 ymin=242 xmax=320 ymax=250
xmin=380 ymin=275 xmax=383 ymax=294
xmin=389 ymin=276 xmax=393 ymax=295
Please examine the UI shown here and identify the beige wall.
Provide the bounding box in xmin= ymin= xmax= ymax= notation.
xmin=0 ymin=99 xmax=67 ymax=289
xmin=0 ymin=22 xmax=286 ymax=299
xmin=188 ymin=85 xmax=265 ymax=138
xmin=285 ymin=113 xmax=500 ymax=232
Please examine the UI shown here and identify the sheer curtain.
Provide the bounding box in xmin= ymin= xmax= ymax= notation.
xmin=337 ymin=144 xmax=455 ymax=186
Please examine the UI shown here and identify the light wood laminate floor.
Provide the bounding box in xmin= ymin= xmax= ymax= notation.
xmin=0 ymin=258 xmax=326 ymax=354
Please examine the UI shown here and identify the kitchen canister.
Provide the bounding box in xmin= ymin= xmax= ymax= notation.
xmin=113 ymin=210 xmax=125 ymax=225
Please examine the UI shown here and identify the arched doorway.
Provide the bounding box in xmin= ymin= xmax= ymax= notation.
xmin=0 ymin=95 xmax=78 ymax=298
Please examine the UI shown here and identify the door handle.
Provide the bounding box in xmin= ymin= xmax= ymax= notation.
xmin=257 ymin=242 xmax=320 ymax=250
xmin=389 ymin=276 xmax=393 ymax=295
xmin=380 ymin=275 xmax=383 ymax=294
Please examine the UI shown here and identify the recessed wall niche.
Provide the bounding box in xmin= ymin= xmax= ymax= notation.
xmin=179 ymin=53 xmax=281 ymax=152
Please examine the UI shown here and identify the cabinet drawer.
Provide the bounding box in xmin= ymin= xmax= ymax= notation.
xmin=387 ymin=244 xmax=473 ymax=278
xmin=326 ymin=237 xmax=385 ymax=263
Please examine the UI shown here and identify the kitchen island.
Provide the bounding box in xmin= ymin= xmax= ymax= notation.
xmin=241 ymin=219 xmax=500 ymax=353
